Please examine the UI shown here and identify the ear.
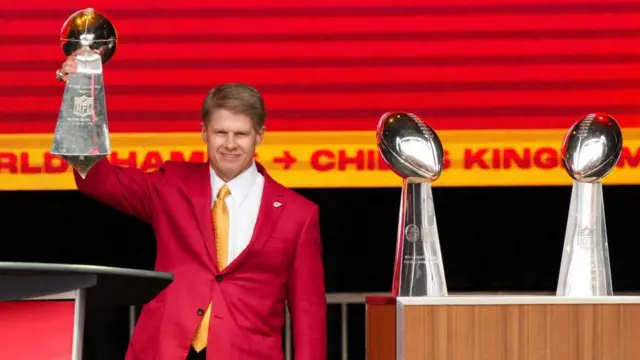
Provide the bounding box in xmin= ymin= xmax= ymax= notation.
xmin=256 ymin=125 xmax=266 ymax=145
xmin=200 ymin=122 xmax=207 ymax=143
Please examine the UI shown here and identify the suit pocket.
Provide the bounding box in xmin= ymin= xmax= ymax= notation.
xmin=253 ymin=237 xmax=296 ymax=272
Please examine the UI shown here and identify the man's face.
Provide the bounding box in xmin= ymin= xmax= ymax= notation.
xmin=201 ymin=109 xmax=264 ymax=182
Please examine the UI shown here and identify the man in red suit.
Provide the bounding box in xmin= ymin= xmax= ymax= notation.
xmin=58 ymin=56 xmax=327 ymax=360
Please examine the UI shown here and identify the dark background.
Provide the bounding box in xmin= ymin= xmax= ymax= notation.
xmin=1 ymin=184 xmax=639 ymax=359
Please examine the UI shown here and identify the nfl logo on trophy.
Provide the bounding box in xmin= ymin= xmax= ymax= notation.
xmin=72 ymin=95 xmax=94 ymax=118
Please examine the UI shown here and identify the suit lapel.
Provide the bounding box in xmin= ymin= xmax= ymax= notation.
xmin=186 ymin=163 xmax=219 ymax=272
xmin=223 ymin=173 xmax=285 ymax=273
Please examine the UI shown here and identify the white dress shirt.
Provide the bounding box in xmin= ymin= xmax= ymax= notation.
xmin=210 ymin=161 xmax=264 ymax=266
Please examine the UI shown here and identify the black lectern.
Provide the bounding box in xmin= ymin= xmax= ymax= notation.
xmin=0 ymin=262 xmax=173 ymax=360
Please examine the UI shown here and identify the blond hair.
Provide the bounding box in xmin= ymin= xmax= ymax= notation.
xmin=201 ymin=83 xmax=265 ymax=130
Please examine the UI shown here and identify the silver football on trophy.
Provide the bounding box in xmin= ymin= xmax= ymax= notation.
xmin=376 ymin=112 xmax=445 ymax=181
xmin=561 ymin=113 xmax=623 ymax=182
xmin=60 ymin=8 xmax=118 ymax=64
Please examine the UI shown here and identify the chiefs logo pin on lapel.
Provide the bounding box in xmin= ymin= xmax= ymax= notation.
xmin=273 ymin=202 xmax=282 ymax=208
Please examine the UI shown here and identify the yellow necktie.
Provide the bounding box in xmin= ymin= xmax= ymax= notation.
xmin=191 ymin=184 xmax=231 ymax=352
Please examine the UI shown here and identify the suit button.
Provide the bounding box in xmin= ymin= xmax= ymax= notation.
xmin=197 ymin=308 xmax=204 ymax=316
xmin=216 ymin=275 xmax=223 ymax=282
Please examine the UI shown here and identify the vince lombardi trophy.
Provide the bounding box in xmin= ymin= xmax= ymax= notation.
xmin=377 ymin=112 xmax=448 ymax=297
xmin=557 ymin=113 xmax=622 ymax=296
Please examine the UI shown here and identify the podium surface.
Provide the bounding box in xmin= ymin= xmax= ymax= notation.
xmin=0 ymin=261 xmax=173 ymax=306
xmin=367 ymin=295 xmax=640 ymax=360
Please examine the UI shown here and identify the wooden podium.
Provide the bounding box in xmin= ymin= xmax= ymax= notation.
xmin=366 ymin=295 xmax=640 ymax=360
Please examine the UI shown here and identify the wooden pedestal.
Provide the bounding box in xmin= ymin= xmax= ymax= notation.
xmin=366 ymin=295 xmax=640 ymax=360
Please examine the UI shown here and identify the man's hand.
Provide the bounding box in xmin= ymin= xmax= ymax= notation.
xmin=55 ymin=51 xmax=80 ymax=82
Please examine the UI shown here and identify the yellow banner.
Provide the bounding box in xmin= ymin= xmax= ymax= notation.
xmin=1 ymin=129 xmax=640 ymax=190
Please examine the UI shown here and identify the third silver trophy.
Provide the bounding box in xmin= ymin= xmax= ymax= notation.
xmin=377 ymin=112 xmax=448 ymax=297
xmin=557 ymin=113 xmax=623 ymax=296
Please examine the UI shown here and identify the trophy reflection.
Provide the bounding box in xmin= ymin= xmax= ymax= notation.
xmin=557 ymin=113 xmax=623 ymax=296
xmin=51 ymin=8 xmax=117 ymax=178
xmin=377 ymin=112 xmax=447 ymax=297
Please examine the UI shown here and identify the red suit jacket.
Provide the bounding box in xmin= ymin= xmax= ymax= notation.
xmin=74 ymin=158 xmax=327 ymax=360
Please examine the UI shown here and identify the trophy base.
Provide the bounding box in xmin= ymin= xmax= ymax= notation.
xmin=556 ymin=180 xmax=613 ymax=297
xmin=56 ymin=154 xmax=106 ymax=179
xmin=393 ymin=179 xmax=448 ymax=297
xmin=51 ymin=47 xmax=111 ymax=181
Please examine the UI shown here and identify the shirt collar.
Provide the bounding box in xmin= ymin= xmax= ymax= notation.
xmin=210 ymin=161 xmax=259 ymax=205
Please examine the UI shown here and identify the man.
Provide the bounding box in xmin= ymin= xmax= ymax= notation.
xmin=57 ymin=56 xmax=327 ymax=360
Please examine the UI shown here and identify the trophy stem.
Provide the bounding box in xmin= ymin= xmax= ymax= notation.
xmin=556 ymin=180 xmax=613 ymax=296
xmin=392 ymin=178 xmax=447 ymax=297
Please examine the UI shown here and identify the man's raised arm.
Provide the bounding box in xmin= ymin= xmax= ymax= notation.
xmin=73 ymin=158 xmax=167 ymax=224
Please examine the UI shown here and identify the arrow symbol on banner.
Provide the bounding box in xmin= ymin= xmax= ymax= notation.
xmin=273 ymin=151 xmax=297 ymax=169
